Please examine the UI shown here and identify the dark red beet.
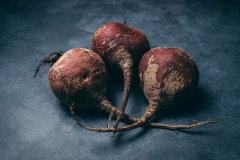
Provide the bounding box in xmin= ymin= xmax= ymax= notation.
xmin=139 ymin=47 xmax=199 ymax=109
xmin=47 ymin=48 xmax=137 ymax=123
xmin=131 ymin=47 xmax=200 ymax=127
xmin=48 ymin=48 xmax=107 ymax=108
xmin=92 ymin=22 xmax=150 ymax=130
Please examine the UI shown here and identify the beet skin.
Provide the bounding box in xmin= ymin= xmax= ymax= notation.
xmin=48 ymin=48 xmax=107 ymax=108
xmin=139 ymin=47 xmax=199 ymax=108
xmin=92 ymin=22 xmax=150 ymax=131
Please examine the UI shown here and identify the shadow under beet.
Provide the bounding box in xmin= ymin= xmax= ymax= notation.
xmin=151 ymin=86 xmax=214 ymax=122
xmin=59 ymin=101 xmax=110 ymax=122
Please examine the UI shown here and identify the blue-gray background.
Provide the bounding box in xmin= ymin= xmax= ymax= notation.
xmin=1 ymin=0 xmax=240 ymax=159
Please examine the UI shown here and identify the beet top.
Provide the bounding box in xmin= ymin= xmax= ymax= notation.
xmin=92 ymin=21 xmax=150 ymax=131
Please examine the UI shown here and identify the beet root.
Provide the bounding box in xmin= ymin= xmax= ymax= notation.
xmin=48 ymin=48 xmax=107 ymax=108
xmin=139 ymin=47 xmax=200 ymax=113
xmin=92 ymin=22 xmax=150 ymax=130
xmin=69 ymin=47 xmax=216 ymax=132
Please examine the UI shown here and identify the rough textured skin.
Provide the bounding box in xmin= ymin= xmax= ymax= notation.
xmin=92 ymin=22 xmax=150 ymax=130
xmin=48 ymin=48 xmax=107 ymax=108
xmin=139 ymin=47 xmax=199 ymax=108
xmin=92 ymin=21 xmax=150 ymax=70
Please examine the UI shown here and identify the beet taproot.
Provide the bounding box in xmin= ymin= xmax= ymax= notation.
xmin=92 ymin=21 xmax=150 ymax=130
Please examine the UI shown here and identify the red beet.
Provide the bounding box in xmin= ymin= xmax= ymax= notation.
xmin=48 ymin=48 xmax=107 ymax=108
xmin=137 ymin=47 xmax=200 ymax=122
xmin=92 ymin=22 xmax=150 ymax=130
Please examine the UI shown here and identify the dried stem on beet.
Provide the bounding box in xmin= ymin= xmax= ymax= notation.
xmin=34 ymin=51 xmax=63 ymax=77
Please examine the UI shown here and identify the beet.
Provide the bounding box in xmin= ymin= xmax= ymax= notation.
xmin=139 ymin=47 xmax=199 ymax=110
xmin=48 ymin=48 xmax=107 ymax=108
xmin=92 ymin=22 xmax=150 ymax=130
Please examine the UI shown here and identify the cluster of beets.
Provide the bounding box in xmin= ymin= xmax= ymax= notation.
xmin=35 ymin=22 xmax=215 ymax=136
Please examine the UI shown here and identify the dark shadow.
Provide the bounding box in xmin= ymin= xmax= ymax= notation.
xmin=152 ymin=86 xmax=214 ymax=122
xmin=59 ymin=101 xmax=110 ymax=120
xmin=57 ymin=95 xmax=151 ymax=143
xmin=112 ymin=127 xmax=214 ymax=146
xmin=112 ymin=127 xmax=151 ymax=147
xmin=109 ymin=85 xmax=216 ymax=144
xmin=106 ymin=69 xmax=143 ymax=106
xmin=58 ymin=101 xmax=72 ymax=117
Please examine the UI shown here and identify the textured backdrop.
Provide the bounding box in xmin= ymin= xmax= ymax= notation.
xmin=0 ymin=0 xmax=240 ymax=159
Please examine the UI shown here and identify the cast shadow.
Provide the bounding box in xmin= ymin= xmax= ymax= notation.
xmin=111 ymin=127 xmax=215 ymax=147
xmin=106 ymin=70 xmax=144 ymax=106
xmin=152 ymin=86 xmax=214 ymax=121
xmin=59 ymin=101 xmax=110 ymax=122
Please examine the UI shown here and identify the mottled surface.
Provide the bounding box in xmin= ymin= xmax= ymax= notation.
xmin=1 ymin=0 xmax=240 ymax=160
xmin=92 ymin=22 xmax=150 ymax=69
xmin=48 ymin=48 xmax=107 ymax=108
xmin=139 ymin=47 xmax=199 ymax=108
xmin=92 ymin=21 xmax=150 ymax=130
